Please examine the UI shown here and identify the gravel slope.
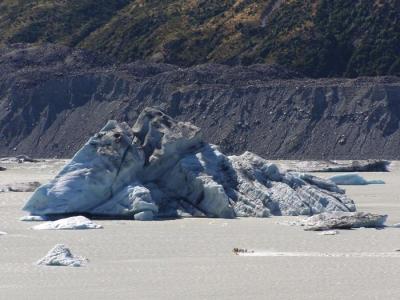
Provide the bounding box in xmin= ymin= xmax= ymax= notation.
xmin=1 ymin=44 xmax=400 ymax=159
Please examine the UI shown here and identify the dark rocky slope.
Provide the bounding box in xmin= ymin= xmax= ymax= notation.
xmin=1 ymin=44 xmax=400 ymax=159
xmin=1 ymin=0 xmax=399 ymax=77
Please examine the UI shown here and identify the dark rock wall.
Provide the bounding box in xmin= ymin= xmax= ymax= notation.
xmin=1 ymin=44 xmax=399 ymax=159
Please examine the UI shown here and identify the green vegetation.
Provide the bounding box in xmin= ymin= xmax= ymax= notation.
xmin=0 ymin=0 xmax=399 ymax=77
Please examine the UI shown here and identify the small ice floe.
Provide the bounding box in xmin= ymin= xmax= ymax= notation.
xmin=32 ymin=216 xmax=103 ymax=230
xmin=0 ymin=181 xmax=41 ymax=193
xmin=36 ymin=244 xmax=88 ymax=267
xmin=0 ymin=231 xmax=7 ymax=235
xmin=318 ymin=230 xmax=339 ymax=236
xmin=328 ymin=173 xmax=385 ymax=185
xmin=20 ymin=215 xmax=48 ymax=222
xmin=0 ymin=155 xmax=41 ymax=163
xmin=282 ymin=160 xmax=390 ymax=173
xmin=302 ymin=211 xmax=387 ymax=231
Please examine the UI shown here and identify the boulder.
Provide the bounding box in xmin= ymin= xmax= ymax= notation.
xmin=23 ymin=108 xmax=356 ymax=220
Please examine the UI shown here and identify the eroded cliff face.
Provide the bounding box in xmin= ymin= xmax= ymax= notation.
xmin=1 ymin=44 xmax=400 ymax=159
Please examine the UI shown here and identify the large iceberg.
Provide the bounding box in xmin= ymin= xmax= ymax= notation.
xmin=23 ymin=108 xmax=356 ymax=220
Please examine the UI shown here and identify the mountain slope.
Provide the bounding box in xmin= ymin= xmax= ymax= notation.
xmin=0 ymin=0 xmax=399 ymax=77
xmin=1 ymin=44 xmax=400 ymax=159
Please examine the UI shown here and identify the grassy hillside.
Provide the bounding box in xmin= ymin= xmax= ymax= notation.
xmin=0 ymin=0 xmax=399 ymax=77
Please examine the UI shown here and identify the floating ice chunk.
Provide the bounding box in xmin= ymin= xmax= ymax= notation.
xmin=275 ymin=220 xmax=301 ymax=226
xmin=36 ymin=244 xmax=87 ymax=267
xmin=392 ymin=223 xmax=400 ymax=228
xmin=0 ymin=181 xmax=41 ymax=192
xmin=328 ymin=173 xmax=385 ymax=185
xmin=0 ymin=155 xmax=41 ymax=163
xmin=0 ymin=231 xmax=7 ymax=235
xmin=303 ymin=211 xmax=387 ymax=231
xmin=318 ymin=230 xmax=339 ymax=235
xmin=283 ymin=160 xmax=390 ymax=172
xmin=20 ymin=215 xmax=48 ymax=221
xmin=32 ymin=216 xmax=102 ymax=230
